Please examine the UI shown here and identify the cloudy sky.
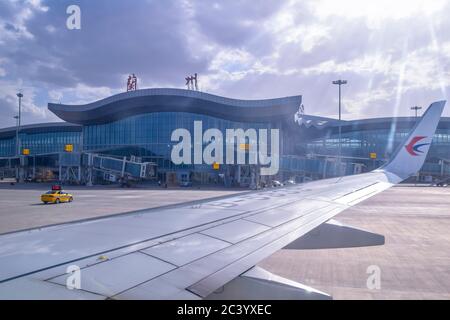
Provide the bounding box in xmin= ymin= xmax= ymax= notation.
xmin=1 ymin=0 xmax=450 ymax=128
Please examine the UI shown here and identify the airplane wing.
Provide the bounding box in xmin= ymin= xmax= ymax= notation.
xmin=0 ymin=101 xmax=445 ymax=300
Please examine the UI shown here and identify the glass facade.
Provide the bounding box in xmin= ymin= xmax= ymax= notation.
xmin=20 ymin=131 xmax=81 ymax=155
xmin=1 ymin=104 xmax=449 ymax=182
xmin=0 ymin=131 xmax=81 ymax=157
xmin=83 ymin=112 xmax=280 ymax=171
xmin=0 ymin=137 xmax=15 ymax=158
xmin=303 ymin=123 xmax=450 ymax=177
xmin=306 ymin=128 xmax=450 ymax=161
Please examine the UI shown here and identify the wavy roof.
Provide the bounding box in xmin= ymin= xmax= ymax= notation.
xmin=48 ymin=88 xmax=302 ymax=125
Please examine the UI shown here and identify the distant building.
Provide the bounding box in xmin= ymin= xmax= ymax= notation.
xmin=0 ymin=88 xmax=449 ymax=186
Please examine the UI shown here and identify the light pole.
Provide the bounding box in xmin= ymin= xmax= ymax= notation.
xmin=13 ymin=115 xmax=19 ymax=156
xmin=411 ymin=106 xmax=422 ymax=118
xmin=332 ymin=79 xmax=347 ymax=177
xmin=16 ymin=92 xmax=23 ymax=157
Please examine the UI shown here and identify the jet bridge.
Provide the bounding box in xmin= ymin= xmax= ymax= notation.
xmin=0 ymin=152 xmax=157 ymax=185
xmin=83 ymin=153 xmax=157 ymax=186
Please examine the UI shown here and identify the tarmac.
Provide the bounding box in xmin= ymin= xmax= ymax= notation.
xmin=261 ymin=185 xmax=450 ymax=299
xmin=0 ymin=183 xmax=448 ymax=299
xmin=0 ymin=183 xmax=243 ymax=234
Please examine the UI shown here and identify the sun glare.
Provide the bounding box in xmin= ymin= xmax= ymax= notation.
xmin=313 ymin=0 xmax=447 ymax=26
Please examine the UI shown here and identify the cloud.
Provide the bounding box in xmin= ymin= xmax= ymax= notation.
xmin=0 ymin=79 xmax=59 ymax=128
xmin=312 ymin=0 xmax=447 ymax=22
xmin=0 ymin=0 xmax=449 ymax=129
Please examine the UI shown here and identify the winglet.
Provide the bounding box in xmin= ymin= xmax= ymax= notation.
xmin=379 ymin=100 xmax=446 ymax=179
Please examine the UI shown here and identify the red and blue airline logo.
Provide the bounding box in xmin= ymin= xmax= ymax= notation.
xmin=405 ymin=136 xmax=430 ymax=156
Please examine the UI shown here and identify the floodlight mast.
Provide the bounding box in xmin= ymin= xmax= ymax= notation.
xmin=332 ymin=79 xmax=347 ymax=177
xmin=16 ymin=92 xmax=23 ymax=157
xmin=411 ymin=106 xmax=422 ymax=118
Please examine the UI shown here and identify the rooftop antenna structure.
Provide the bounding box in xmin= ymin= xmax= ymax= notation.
xmin=185 ymin=76 xmax=192 ymax=90
xmin=185 ymin=73 xmax=199 ymax=91
xmin=127 ymin=74 xmax=137 ymax=92
xmin=294 ymin=104 xmax=305 ymax=125
xmin=299 ymin=104 xmax=305 ymax=115
xmin=411 ymin=106 xmax=422 ymax=118
xmin=193 ymin=73 xmax=198 ymax=91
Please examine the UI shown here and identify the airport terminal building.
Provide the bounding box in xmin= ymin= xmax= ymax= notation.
xmin=1 ymin=88 xmax=449 ymax=186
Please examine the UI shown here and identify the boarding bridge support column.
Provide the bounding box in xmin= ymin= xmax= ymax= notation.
xmin=18 ymin=156 xmax=25 ymax=183
xmin=121 ymin=156 xmax=126 ymax=178
xmin=32 ymin=156 xmax=36 ymax=179
xmin=58 ymin=153 xmax=62 ymax=182
xmin=86 ymin=153 xmax=93 ymax=186
xmin=59 ymin=152 xmax=82 ymax=184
